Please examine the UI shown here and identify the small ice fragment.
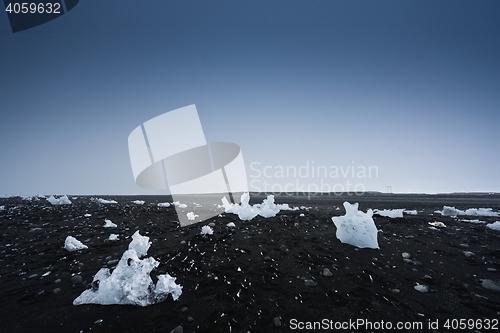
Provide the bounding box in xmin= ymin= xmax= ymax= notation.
xmin=157 ymin=202 xmax=170 ymax=207
xmin=428 ymin=221 xmax=446 ymax=228
xmin=132 ymin=200 xmax=145 ymax=205
xmin=201 ymin=225 xmax=213 ymax=235
xmin=178 ymin=204 xmax=187 ymax=208
xmin=414 ymin=284 xmax=429 ymax=293
xmin=84 ymin=213 xmax=92 ymax=217
xmin=186 ymin=212 xmax=199 ymax=221
xmin=108 ymin=234 xmax=119 ymax=241
xmin=226 ymin=222 xmax=236 ymax=227
xmin=441 ymin=206 xmax=464 ymax=217
xmin=64 ymin=236 xmax=88 ymax=251
xmin=404 ymin=210 xmax=417 ymax=215
xmin=104 ymin=219 xmax=117 ymax=228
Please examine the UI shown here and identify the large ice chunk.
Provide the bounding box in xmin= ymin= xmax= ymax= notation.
xmin=441 ymin=206 xmax=465 ymax=217
xmin=221 ymin=193 xmax=291 ymax=220
xmin=103 ymin=219 xmax=117 ymax=228
xmin=222 ymin=193 xmax=259 ymax=221
xmin=464 ymin=208 xmax=499 ymax=217
xmin=73 ymin=231 xmax=182 ymax=306
xmin=486 ymin=221 xmax=500 ymax=231
xmin=331 ymin=202 xmax=379 ymax=249
xmin=440 ymin=206 xmax=499 ymax=217
xmin=47 ymin=195 xmax=72 ymax=205
xmin=64 ymin=236 xmax=88 ymax=251
xmin=374 ymin=208 xmax=405 ymax=218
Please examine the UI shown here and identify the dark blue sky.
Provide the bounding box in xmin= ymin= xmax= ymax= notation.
xmin=1 ymin=0 xmax=499 ymax=195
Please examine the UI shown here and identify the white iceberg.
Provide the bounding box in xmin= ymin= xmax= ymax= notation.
xmin=47 ymin=195 xmax=72 ymax=205
xmin=73 ymin=231 xmax=182 ymax=306
xmin=331 ymin=202 xmax=379 ymax=249
xmin=373 ymin=209 xmax=405 ymax=218
xmin=157 ymin=202 xmax=171 ymax=207
xmin=94 ymin=198 xmax=118 ymax=204
xmin=64 ymin=236 xmax=88 ymax=251
xmin=440 ymin=206 xmax=465 ymax=217
xmin=464 ymin=208 xmax=499 ymax=217
xmin=440 ymin=206 xmax=499 ymax=217
xmin=108 ymin=234 xmax=119 ymax=241
xmin=132 ymin=200 xmax=145 ymax=205
xmin=201 ymin=225 xmax=214 ymax=235
xmin=460 ymin=219 xmax=485 ymax=224
xmin=104 ymin=219 xmax=117 ymax=228
xmin=221 ymin=193 xmax=291 ymax=221
xmin=486 ymin=222 xmax=500 ymax=231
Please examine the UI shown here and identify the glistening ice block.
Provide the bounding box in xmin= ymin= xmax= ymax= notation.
xmin=128 ymin=105 xmax=248 ymax=226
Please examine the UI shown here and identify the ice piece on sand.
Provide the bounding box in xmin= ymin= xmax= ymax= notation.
xmin=84 ymin=213 xmax=92 ymax=217
xmin=464 ymin=208 xmax=499 ymax=217
xmin=221 ymin=193 xmax=291 ymax=221
xmin=187 ymin=212 xmax=198 ymax=221
xmin=441 ymin=206 xmax=464 ymax=217
xmin=73 ymin=231 xmax=182 ymax=306
xmin=440 ymin=206 xmax=499 ymax=217
xmin=64 ymin=236 xmax=88 ymax=251
xmin=94 ymin=198 xmax=118 ymax=204
xmin=157 ymin=202 xmax=170 ymax=207
xmin=222 ymin=193 xmax=259 ymax=221
xmin=486 ymin=221 xmax=500 ymax=231
xmin=104 ymin=219 xmax=117 ymax=228
xmin=201 ymin=225 xmax=213 ymax=235
xmin=108 ymin=234 xmax=119 ymax=241
xmin=47 ymin=195 xmax=72 ymax=205
xmin=331 ymin=202 xmax=379 ymax=249
xmin=132 ymin=200 xmax=145 ymax=205
xmin=482 ymin=279 xmax=500 ymax=292
xmin=256 ymin=195 xmax=281 ymax=218
xmin=373 ymin=209 xmax=404 ymax=218
xmin=226 ymin=222 xmax=236 ymax=227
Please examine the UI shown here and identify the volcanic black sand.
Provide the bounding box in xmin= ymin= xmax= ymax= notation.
xmin=1 ymin=193 xmax=500 ymax=333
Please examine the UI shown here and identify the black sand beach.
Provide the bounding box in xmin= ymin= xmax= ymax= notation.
xmin=1 ymin=193 xmax=500 ymax=332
